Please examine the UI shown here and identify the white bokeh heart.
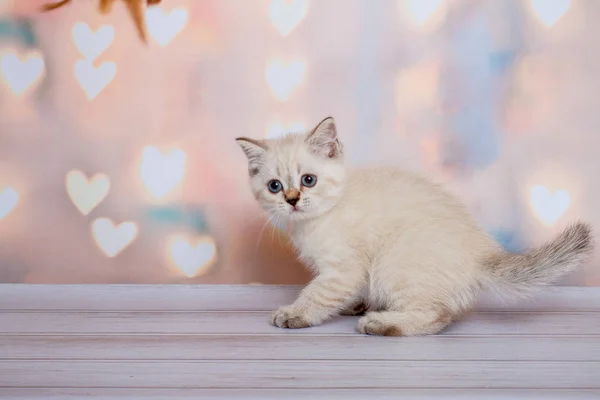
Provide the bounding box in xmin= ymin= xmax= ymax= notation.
xmin=531 ymin=0 xmax=571 ymax=27
xmin=74 ymin=59 xmax=116 ymax=100
xmin=265 ymin=59 xmax=306 ymax=102
xmin=0 ymin=187 xmax=18 ymax=220
xmin=72 ymin=22 xmax=115 ymax=62
xmin=402 ymin=0 xmax=444 ymax=25
xmin=139 ymin=146 xmax=186 ymax=200
xmin=0 ymin=50 xmax=45 ymax=97
xmin=268 ymin=0 xmax=310 ymax=37
xmin=529 ymin=185 xmax=571 ymax=226
xmin=66 ymin=170 xmax=110 ymax=216
xmin=91 ymin=218 xmax=138 ymax=258
xmin=266 ymin=120 xmax=306 ymax=139
xmin=146 ymin=7 xmax=188 ymax=47
xmin=168 ymin=235 xmax=217 ymax=277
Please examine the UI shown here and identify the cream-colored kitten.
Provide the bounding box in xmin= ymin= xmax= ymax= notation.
xmin=236 ymin=117 xmax=594 ymax=336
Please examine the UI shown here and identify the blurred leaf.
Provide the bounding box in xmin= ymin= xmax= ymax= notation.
xmin=144 ymin=206 xmax=208 ymax=233
xmin=0 ymin=19 xmax=37 ymax=46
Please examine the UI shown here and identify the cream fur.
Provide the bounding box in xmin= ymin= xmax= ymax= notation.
xmin=236 ymin=117 xmax=594 ymax=336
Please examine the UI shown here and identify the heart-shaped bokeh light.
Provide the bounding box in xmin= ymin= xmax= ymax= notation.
xmin=72 ymin=22 xmax=115 ymax=61
xmin=0 ymin=187 xmax=19 ymax=220
xmin=91 ymin=218 xmax=138 ymax=258
xmin=529 ymin=185 xmax=571 ymax=226
xmin=168 ymin=234 xmax=217 ymax=278
xmin=139 ymin=146 xmax=186 ymax=200
xmin=66 ymin=170 xmax=110 ymax=216
xmin=74 ymin=59 xmax=116 ymax=100
xmin=0 ymin=50 xmax=45 ymax=97
xmin=531 ymin=0 xmax=571 ymax=27
xmin=265 ymin=58 xmax=306 ymax=102
xmin=146 ymin=6 xmax=188 ymax=47
xmin=268 ymin=0 xmax=310 ymax=37
xmin=399 ymin=0 xmax=447 ymax=31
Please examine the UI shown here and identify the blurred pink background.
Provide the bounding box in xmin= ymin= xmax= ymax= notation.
xmin=0 ymin=0 xmax=598 ymax=285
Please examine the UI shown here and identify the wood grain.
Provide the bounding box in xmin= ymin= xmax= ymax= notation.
xmin=1 ymin=388 xmax=600 ymax=400
xmin=2 ymin=334 xmax=599 ymax=361
xmin=1 ymin=284 xmax=599 ymax=396
xmin=1 ymin=285 xmax=599 ymax=311
xmin=1 ymin=360 xmax=599 ymax=388
xmin=1 ymin=310 xmax=599 ymax=335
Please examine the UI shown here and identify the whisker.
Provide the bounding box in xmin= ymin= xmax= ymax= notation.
xmin=232 ymin=211 xmax=268 ymax=235
xmin=274 ymin=215 xmax=286 ymax=250
xmin=269 ymin=217 xmax=276 ymax=265
xmin=226 ymin=211 xmax=271 ymax=256
xmin=255 ymin=213 xmax=276 ymax=257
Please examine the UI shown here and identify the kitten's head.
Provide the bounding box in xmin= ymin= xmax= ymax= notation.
xmin=236 ymin=117 xmax=346 ymax=221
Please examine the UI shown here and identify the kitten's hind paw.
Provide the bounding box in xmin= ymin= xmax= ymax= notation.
xmin=357 ymin=312 xmax=403 ymax=336
xmin=340 ymin=301 xmax=368 ymax=316
xmin=271 ymin=306 xmax=312 ymax=329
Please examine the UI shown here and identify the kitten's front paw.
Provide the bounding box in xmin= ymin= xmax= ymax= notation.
xmin=271 ymin=306 xmax=312 ymax=329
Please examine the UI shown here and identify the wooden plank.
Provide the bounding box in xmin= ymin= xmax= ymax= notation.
xmin=1 ymin=334 xmax=599 ymax=361
xmin=0 ymin=285 xmax=299 ymax=311
xmin=1 ymin=311 xmax=599 ymax=335
xmin=1 ymin=388 xmax=600 ymax=400
xmin=1 ymin=285 xmax=599 ymax=312
xmin=1 ymin=360 xmax=599 ymax=388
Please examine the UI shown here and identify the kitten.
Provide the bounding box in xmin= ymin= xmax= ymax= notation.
xmin=236 ymin=117 xmax=594 ymax=336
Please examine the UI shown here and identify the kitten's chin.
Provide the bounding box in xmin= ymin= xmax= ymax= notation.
xmin=269 ymin=208 xmax=316 ymax=223
xmin=284 ymin=204 xmax=336 ymax=222
xmin=286 ymin=210 xmax=310 ymax=221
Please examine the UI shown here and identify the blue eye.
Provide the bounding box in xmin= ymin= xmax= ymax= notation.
xmin=301 ymin=174 xmax=317 ymax=187
xmin=267 ymin=180 xmax=283 ymax=193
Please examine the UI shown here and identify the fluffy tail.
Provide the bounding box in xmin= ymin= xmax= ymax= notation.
xmin=482 ymin=222 xmax=594 ymax=299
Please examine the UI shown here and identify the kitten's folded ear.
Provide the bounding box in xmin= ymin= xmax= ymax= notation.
xmin=236 ymin=137 xmax=267 ymax=176
xmin=236 ymin=137 xmax=266 ymax=159
xmin=306 ymin=117 xmax=343 ymax=159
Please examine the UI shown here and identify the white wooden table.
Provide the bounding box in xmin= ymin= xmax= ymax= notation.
xmin=0 ymin=285 xmax=599 ymax=399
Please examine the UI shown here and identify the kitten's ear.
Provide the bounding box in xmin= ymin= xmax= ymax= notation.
xmin=236 ymin=137 xmax=267 ymax=175
xmin=236 ymin=137 xmax=266 ymax=159
xmin=306 ymin=117 xmax=343 ymax=158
